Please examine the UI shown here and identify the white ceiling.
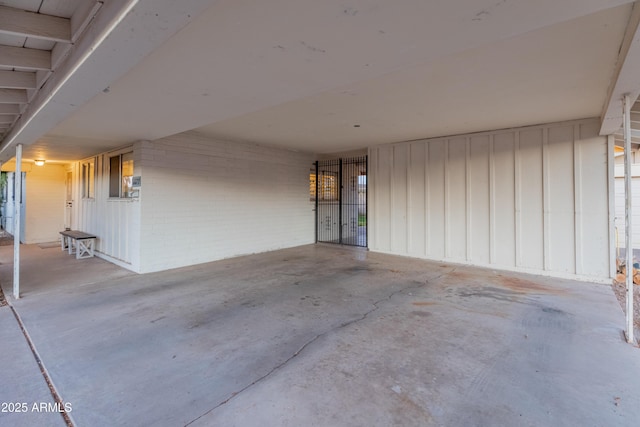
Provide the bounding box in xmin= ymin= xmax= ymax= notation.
xmin=2 ymin=0 xmax=640 ymax=161
xmin=194 ymin=5 xmax=630 ymax=152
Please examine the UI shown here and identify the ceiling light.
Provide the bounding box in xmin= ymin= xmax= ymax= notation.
xmin=34 ymin=159 xmax=45 ymax=166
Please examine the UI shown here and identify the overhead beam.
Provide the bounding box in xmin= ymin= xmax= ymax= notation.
xmin=0 ymin=70 xmax=37 ymax=89
xmin=0 ymin=5 xmax=71 ymax=43
xmin=0 ymin=104 xmax=20 ymax=114
xmin=0 ymin=45 xmax=51 ymax=71
xmin=71 ymin=1 xmax=102 ymax=42
xmin=0 ymin=115 xmax=16 ymax=124
xmin=0 ymin=89 xmax=27 ymax=104
xmin=601 ymin=3 xmax=640 ymax=135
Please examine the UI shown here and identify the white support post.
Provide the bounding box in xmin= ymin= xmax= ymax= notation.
xmin=623 ymin=94 xmax=634 ymax=344
xmin=13 ymin=143 xmax=22 ymax=299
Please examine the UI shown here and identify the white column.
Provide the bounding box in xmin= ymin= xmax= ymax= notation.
xmin=13 ymin=143 xmax=22 ymax=299
xmin=623 ymin=94 xmax=634 ymax=344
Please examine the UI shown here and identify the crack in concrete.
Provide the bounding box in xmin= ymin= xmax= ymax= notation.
xmin=184 ymin=267 xmax=455 ymax=426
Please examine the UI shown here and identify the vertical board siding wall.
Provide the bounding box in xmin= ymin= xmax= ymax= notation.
xmin=370 ymin=119 xmax=610 ymax=281
xmin=138 ymin=133 xmax=315 ymax=273
xmin=76 ymin=149 xmax=142 ymax=271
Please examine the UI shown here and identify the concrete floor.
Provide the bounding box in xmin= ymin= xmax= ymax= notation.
xmin=1 ymin=243 xmax=639 ymax=426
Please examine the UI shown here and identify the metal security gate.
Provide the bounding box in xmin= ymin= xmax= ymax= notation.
xmin=315 ymin=156 xmax=367 ymax=247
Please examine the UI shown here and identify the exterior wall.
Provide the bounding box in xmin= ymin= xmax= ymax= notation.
xmin=369 ymin=118 xmax=611 ymax=282
xmin=138 ymin=133 xmax=315 ymax=273
xmin=74 ymin=146 xmax=142 ymax=272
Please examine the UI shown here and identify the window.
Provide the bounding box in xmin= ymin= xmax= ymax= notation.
xmin=310 ymin=166 xmax=339 ymax=201
xmin=320 ymin=172 xmax=338 ymax=201
xmin=81 ymin=159 xmax=95 ymax=199
xmin=109 ymin=152 xmax=135 ymax=198
xmin=309 ymin=171 xmax=316 ymax=201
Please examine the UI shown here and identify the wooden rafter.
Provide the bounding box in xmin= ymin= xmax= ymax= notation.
xmin=0 ymin=89 xmax=28 ymax=104
xmin=0 ymin=45 xmax=51 ymax=70
xmin=0 ymin=5 xmax=71 ymax=43
xmin=0 ymin=115 xmax=16 ymax=124
xmin=0 ymin=104 xmax=20 ymax=114
xmin=0 ymin=70 xmax=37 ymax=89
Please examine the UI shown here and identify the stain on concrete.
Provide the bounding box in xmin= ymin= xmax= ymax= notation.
xmin=150 ymin=316 xmax=166 ymax=324
xmin=498 ymin=275 xmax=566 ymax=295
xmin=410 ymin=311 xmax=432 ymax=318
xmin=457 ymin=286 xmax=525 ymax=304
xmin=345 ymin=265 xmax=371 ymax=274
xmin=521 ymin=305 xmax=575 ymax=331
xmin=443 ymin=270 xmax=476 ymax=285
xmin=541 ymin=306 xmax=567 ymax=315
xmin=343 ymin=7 xmax=358 ymax=16
xmin=391 ymin=391 xmax=434 ymax=425
xmin=240 ymin=300 xmax=261 ymax=308
xmin=300 ymin=41 xmax=326 ymax=53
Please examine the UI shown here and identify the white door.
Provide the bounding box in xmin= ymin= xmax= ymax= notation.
xmin=65 ymin=171 xmax=73 ymax=230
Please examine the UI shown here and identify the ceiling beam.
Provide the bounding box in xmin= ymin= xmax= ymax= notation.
xmin=0 ymin=45 xmax=51 ymax=70
xmin=0 ymin=115 xmax=15 ymax=124
xmin=0 ymin=89 xmax=27 ymax=104
xmin=600 ymin=3 xmax=640 ymax=135
xmin=0 ymin=5 xmax=71 ymax=43
xmin=0 ymin=70 xmax=37 ymax=89
xmin=71 ymin=1 xmax=102 ymax=42
xmin=0 ymin=104 xmax=20 ymax=114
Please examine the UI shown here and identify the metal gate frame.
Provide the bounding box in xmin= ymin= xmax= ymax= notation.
xmin=315 ymin=156 xmax=367 ymax=247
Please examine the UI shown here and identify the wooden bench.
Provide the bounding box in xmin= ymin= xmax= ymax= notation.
xmin=60 ymin=230 xmax=97 ymax=259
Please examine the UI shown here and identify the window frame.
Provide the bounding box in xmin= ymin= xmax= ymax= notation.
xmin=108 ymin=150 xmax=135 ymax=199
xmin=81 ymin=157 xmax=96 ymax=199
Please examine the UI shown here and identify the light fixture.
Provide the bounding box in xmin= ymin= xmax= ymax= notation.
xmin=34 ymin=159 xmax=45 ymax=166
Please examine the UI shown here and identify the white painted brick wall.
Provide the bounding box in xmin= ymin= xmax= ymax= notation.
xmin=139 ymin=133 xmax=315 ymax=273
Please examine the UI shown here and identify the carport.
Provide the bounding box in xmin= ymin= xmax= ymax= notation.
xmin=1 ymin=1 xmax=640 ymax=425
xmin=2 ymin=2 xmax=640 ymax=278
